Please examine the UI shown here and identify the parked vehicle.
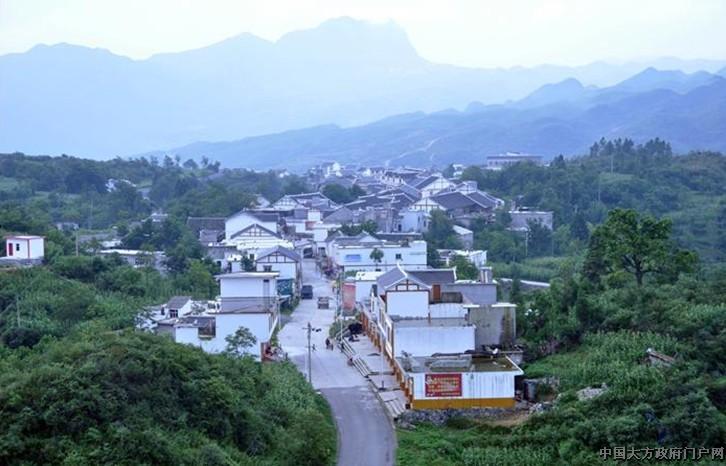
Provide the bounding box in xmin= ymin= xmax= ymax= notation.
xmin=317 ymin=297 xmax=330 ymax=309
xmin=301 ymin=285 xmax=314 ymax=299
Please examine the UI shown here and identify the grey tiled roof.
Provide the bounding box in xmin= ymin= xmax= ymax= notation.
xmin=166 ymin=296 xmax=192 ymax=310
xmin=256 ymin=245 xmax=301 ymax=262
xmin=408 ymin=269 xmax=456 ymax=286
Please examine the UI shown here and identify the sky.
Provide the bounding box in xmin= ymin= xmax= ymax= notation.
xmin=1 ymin=0 xmax=726 ymax=68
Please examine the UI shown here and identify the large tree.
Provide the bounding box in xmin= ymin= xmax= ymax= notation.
xmin=585 ymin=209 xmax=696 ymax=286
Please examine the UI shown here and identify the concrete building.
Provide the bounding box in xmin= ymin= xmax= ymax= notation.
xmin=327 ymin=233 xmax=427 ymax=273
xmin=412 ymin=175 xmax=455 ymax=198
xmin=98 ymin=249 xmax=166 ymax=272
xmin=360 ymin=264 xmax=522 ymax=410
xmin=4 ymin=235 xmax=44 ymax=261
xmin=399 ymin=353 xmax=524 ymax=409
xmin=509 ymin=210 xmax=554 ymax=231
xmin=225 ymin=211 xmax=279 ymax=240
xmin=254 ymin=246 xmax=302 ymax=297
xmin=351 ymin=270 xmax=382 ymax=303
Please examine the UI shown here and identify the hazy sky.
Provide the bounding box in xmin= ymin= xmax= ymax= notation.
xmin=1 ymin=0 xmax=725 ymax=67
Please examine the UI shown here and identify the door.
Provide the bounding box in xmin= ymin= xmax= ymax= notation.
xmin=263 ymin=279 xmax=270 ymax=298
xmin=7 ymin=242 xmax=13 ymax=256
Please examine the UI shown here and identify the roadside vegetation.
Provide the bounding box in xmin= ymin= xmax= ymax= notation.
xmin=0 ymin=153 xmax=336 ymax=465
xmin=398 ymin=208 xmax=726 ymax=465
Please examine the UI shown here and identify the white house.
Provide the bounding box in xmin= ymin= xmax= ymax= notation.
xmin=151 ymin=272 xmax=280 ymax=360
xmin=401 ymin=353 xmax=524 ymax=409
xmin=4 ymin=235 xmax=44 ymax=260
xmin=397 ymin=208 xmax=429 ymax=233
xmin=224 ymin=223 xmax=293 ymax=258
xmin=412 ymin=175 xmax=455 ymax=198
xmin=328 ymin=234 xmax=427 ymax=273
xmin=255 ymin=246 xmax=302 ymax=297
xmin=225 ymin=211 xmax=279 ymax=240
xmin=369 ymin=266 xmax=475 ymax=359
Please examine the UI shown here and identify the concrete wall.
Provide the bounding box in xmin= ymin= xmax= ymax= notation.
xmin=333 ymin=241 xmax=427 ymax=272
xmin=387 ymin=290 xmax=429 ymax=318
xmin=6 ymin=238 xmax=44 ymax=259
xmin=256 ymin=261 xmax=297 ymax=281
xmin=410 ymin=370 xmax=518 ymax=401
xmin=219 ymin=276 xmax=276 ymax=298
xmin=509 ymin=211 xmax=553 ymax=230
xmin=394 ymin=325 xmax=475 ymax=357
xmin=173 ymin=312 xmax=274 ymax=358
xmin=468 ymin=304 xmax=517 ymax=348
xmin=355 ymin=279 xmax=376 ymax=303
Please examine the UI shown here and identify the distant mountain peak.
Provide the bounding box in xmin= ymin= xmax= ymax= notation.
xmin=519 ymin=77 xmax=587 ymax=107
xmin=275 ymin=16 xmax=421 ymax=65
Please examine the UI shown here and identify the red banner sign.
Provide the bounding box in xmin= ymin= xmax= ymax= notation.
xmin=425 ymin=373 xmax=462 ymax=397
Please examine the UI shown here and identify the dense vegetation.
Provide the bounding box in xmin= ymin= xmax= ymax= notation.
xmin=0 ymin=152 xmax=310 ymax=230
xmin=0 ymin=153 xmax=335 ymax=465
xmin=460 ymin=138 xmax=726 ymax=263
xmin=398 ymin=208 xmax=725 ymax=465
xmin=0 ymin=332 xmax=335 ymax=465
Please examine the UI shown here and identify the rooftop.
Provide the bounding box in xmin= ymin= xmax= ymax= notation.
xmin=216 ymin=271 xmax=279 ymax=279
xmin=399 ymin=354 xmax=523 ymax=374
xmin=389 ymin=316 xmax=469 ymax=328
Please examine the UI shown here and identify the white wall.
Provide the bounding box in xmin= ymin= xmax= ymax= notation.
xmin=256 ymin=261 xmax=297 ymax=281
xmin=225 ymin=213 xmax=277 ymax=240
xmin=394 ymin=325 xmax=474 ymax=357
xmin=6 ymin=238 xmax=44 ymax=259
xmin=174 ymin=313 xmax=275 ymax=358
xmin=220 ymin=276 xmax=276 ymax=298
xmin=333 ymin=241 xmax=427 ymax=272
xmin=386 ymin=290 xmax=429 ymax=318
xmin=355 ymin=280 xmax=376 ymax=303
xmin=410 ymin=370 xmax=519 ymax=400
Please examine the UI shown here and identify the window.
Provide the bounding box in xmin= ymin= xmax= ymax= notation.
xmin=344 ymin=254 xmax=362 ymax=263
xmin=263 ymin=265 xmax=272 ymax=272
xmin=395 ymin=253 xmax=402 ymax=260
xmin=15 ymin=243 xmax=20 ymax=252
xmin=169 ymin=309 xmax=178 ymax=318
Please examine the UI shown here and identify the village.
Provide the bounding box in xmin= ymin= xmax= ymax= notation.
xmin=22 ymin=155 xmax=554 ymax=424
xmin=0 ymin=153 xmax=573 ymax=463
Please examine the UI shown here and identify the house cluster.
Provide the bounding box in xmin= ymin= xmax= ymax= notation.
xmin=138 ymin=271 xmax=282 ymax=360
xmin=356 ymin=264 xmax=524 ymax=409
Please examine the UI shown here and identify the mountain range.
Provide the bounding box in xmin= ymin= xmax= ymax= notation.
xmin=2 ymin=16 xmax=725 ymax=159
xmin=153 ymin=66 xmax=726 ymax=169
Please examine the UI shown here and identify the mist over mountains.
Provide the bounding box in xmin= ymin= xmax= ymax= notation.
xmin=2 ymin=16 xmax=725 ymax=161
xmin=153 ymin=66 xmax=726 ymax=170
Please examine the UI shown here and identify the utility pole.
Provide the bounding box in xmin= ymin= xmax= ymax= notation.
xmin=307 ymin=321 xmax=312 ymax=384
xmin=306 ymin=322 xmax=321 ymax=385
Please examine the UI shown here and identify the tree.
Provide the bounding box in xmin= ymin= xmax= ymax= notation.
xmin=224 ymin=326 xmax=257 ymax=357
xmin=450 ymin=255 xmax=478 ymax=280
xmin=571 ymin=211 xmax=589 ymax=242
xmin=321 ymin=183 xmax=353 ymax=204
xmin=369 ymin=247 xmax=384 ymax=266
xmin=589 ymin=209 xmax=696 ymax=286
xmin=425 ymin=209 xmax=461 ymax=249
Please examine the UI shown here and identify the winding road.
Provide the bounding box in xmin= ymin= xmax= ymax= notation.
xmin=278 ymin=259 xmax=396 ymax=466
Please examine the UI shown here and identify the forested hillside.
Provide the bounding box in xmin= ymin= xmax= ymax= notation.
xmin=0 ymin=153 xmax=335 ymax=465
xmin=399 ymin=209 xmax=725 ymax=465
xmin=459 ymin=139 xmax=726 ymax=263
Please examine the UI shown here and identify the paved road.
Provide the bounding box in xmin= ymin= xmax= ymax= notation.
xmin=278 ymin=259 xmax=395 ymax=466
